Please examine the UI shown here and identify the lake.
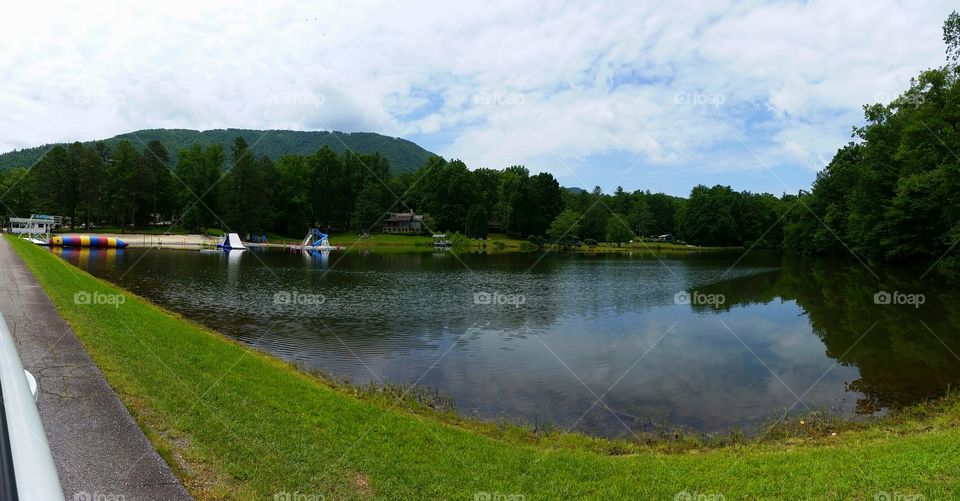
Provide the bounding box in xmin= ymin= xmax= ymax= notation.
xmin=53 ymin=246 xmax=960 ymax=437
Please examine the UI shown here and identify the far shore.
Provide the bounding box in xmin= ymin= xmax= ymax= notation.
xmin=56 ymin=232 xmax=220 ymax=248
xmin=47 ymin=231 xmax=737 ymax=253
xmin=52 ymin=232 xmax=314 ymax=249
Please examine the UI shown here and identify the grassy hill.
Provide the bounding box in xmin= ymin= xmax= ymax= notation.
xmin=0 ymin=128 xmax=436 ymax=174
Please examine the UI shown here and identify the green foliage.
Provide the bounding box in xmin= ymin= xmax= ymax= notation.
xmin=6 ymin=136 xmax=575 ymax=241
xmin=945 ymin=10 xmax=960 ymax=63
xmin=352 ymin=181 xmax=389 ymax=231
xmin=174 ymin=143 xmax=225 ymax=230
xmin=628 ymin=196 xmax=655 ymax=236
xmin=579 ymin=187 xmax=610 ymax=241
xmin=546 ymin=209 xmax=581 ymax=242
xmin=141 ymin=140 xmax=173 ymax=225
xmin=645 ymin=193 xmax=681 ymax=235
xmin=0 ymin=128 xmax=736 ymax=251
xmin=782 ymin=13 xmax=960 ymax=276
xmin=0 ymin=129 xmax=436 ymax=175
xmin=448 ymin=231 xmax=469 ymax=248
xmin=107 ymin=141 xmax=141 ymax=228
xmin=679 ymin=185 xmax=740 ymax=246
xmin=221 ymin=137 xmax=273 ymax=234
xmin=464 ymin=204 xmax=488 ymax=238
xmin=494 ymin=165 xmax=527 ymax=234
xmin=527 ymin=172 xmax=564 ymax=235
xmin=454 ymin=166 xmax=563 ymax=237
xmin=273 ymin=155 xmax=313 ymax=236
xmin=674 ymin=185 xmax=793 ymax=248
xmin=605 ymin=216 xmax=633 ymax=246
xmin=0 ymin=167 xmax=36 ymax=217
xmin=412 ymin=158 xmax=479 ymax=232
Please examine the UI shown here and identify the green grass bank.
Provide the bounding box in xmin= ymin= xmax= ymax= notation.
xmin=7 ymin=236 xmax=959 ymax=500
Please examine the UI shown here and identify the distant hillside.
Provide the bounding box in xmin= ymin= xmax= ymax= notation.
xmin=0 ymin=129 xmax=436 ymax=174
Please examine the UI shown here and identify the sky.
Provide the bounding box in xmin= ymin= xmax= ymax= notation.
xmin=0 ymin=0 xmax=955 ymax=196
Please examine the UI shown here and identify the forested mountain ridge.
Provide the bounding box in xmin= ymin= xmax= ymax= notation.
xmin=0 ymin=129 xmax=436 ymax=174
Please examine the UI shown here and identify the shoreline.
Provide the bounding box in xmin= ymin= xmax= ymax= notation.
xmin=42 ymin=231 xmax=739 ymax=253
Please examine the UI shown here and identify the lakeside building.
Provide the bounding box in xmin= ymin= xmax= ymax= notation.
xmin=7 ymin=214 xmax=62 ymax=240
xmin=381 ymin=210 xmax=424 ymax=234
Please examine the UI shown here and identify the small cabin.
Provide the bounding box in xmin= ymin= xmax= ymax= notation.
xmin=653 ymin=234 xmax=676 ymax=242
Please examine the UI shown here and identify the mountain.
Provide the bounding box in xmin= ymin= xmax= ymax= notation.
xmin=0 ymin=129 xmax=437 ymax=174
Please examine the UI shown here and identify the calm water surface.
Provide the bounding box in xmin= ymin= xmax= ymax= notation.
xmin=55 ymin=246 xmax=960 ymax=437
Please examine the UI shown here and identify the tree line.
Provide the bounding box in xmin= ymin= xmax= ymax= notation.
xmin=0 ymin=134 xmax=782 ymax=246
xmin=2 ymin=12 xmax=958 ymax=275
xmin=0 ymin=120 xmax=949 ymax=273
xmin=781 ymin=11 xmax=960 ymax=277
xmin=0 ymin=133 xmax=793 ymax=249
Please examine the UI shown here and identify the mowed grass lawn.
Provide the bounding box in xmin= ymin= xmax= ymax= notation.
xmin=265 ymin=231 xmax=532 ymax=250
xmin=333 ymin=231 xmax=531 ymax=249
xmin=8 ymin=236 xmax=959 ymax=500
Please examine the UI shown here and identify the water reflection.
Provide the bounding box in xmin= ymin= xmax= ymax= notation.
xmin=695 ymin=261 xmax=960 ymax=414
xmin=55 ymin=247 xmax=960 ymax=436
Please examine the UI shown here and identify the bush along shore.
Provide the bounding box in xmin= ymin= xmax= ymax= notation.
xmin=8 ymin=235 xmax=960 ymax=499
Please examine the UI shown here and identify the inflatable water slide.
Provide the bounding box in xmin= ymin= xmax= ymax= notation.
xmin=49 ymin=235 xmax=128 ymax=248
xmin=216 ymin=233 xmax=246 ymax=250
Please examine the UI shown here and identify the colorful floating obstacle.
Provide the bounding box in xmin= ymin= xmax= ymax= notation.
xmin=49 ymin=235 xmax=128 ymax=248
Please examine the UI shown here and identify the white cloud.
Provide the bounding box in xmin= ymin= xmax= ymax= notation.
xmin=0 ymin=0 xmax=954 ymax=193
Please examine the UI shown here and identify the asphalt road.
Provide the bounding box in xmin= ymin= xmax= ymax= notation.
xmin=0 ymin=237 xmax=191 ymax=500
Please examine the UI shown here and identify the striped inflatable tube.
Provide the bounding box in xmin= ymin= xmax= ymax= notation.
xmin=49 ymin=235 xmax=128 ymax=248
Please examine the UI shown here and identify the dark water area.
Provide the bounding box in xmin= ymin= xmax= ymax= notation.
xmin=54 ymin=246 xmax=960 ymax=437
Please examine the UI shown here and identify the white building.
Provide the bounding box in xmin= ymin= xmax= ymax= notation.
xmin=7 ymin=214 xmax=62 ymax=240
